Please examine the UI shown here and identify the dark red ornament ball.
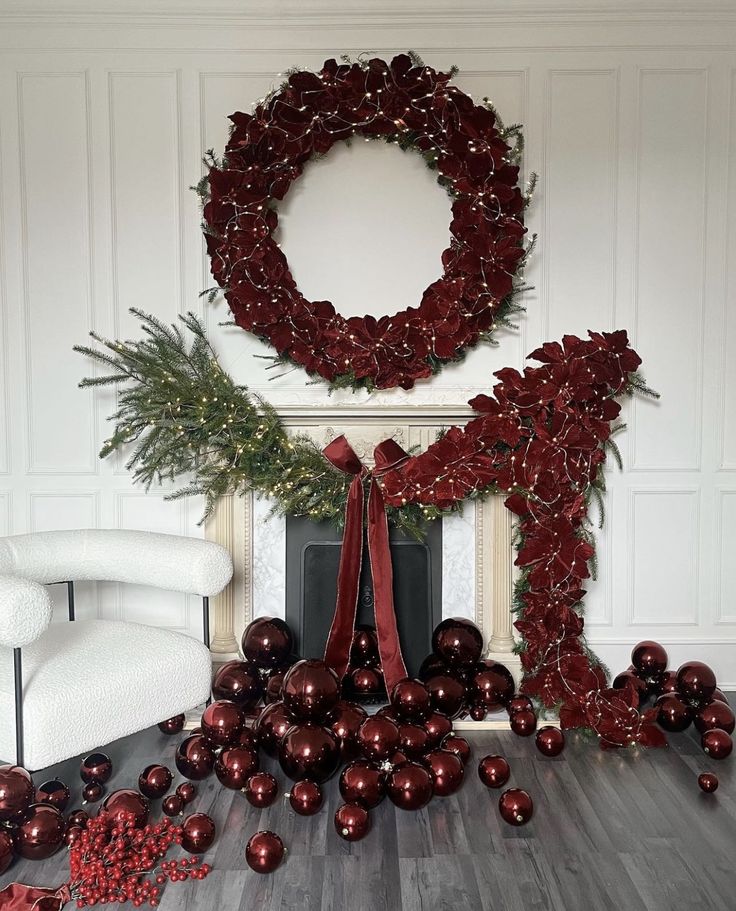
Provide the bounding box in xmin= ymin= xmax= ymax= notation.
xmin=162 ymin=794 xmax=184 ymax=817
xmin=176 ymin=782 xmax=197 ymax=805
xmin=201 ymin=699 xmax=246 ymax=747
xmin=498 ymin=788 xmax=533 ymax=826
xmin=506 ymin=695 xmax=534 ymax=716
xmin=0 ymin=829 xmax=13 ymax=875
xmin=241 ymin=616 xmax=293 ymax=669
xmin=470 ymin=661 xmax=514 ymax=710
xmin=442 ymin=734 xmax=471 ymax=765
xmin=391 ymin=678 xmax=432 ymax=722
xmin=158 ymin=714 xmax=185 ymax=735
xmin=137 ymin=764 xmax=173 ymax=800
xmin=330 ymin=701 xmax=368 ymax=758
xmin=288 ymin=779 xmax=324 ymax=816
xmin=350 ymin=666 xmax=384 ymax=695
xmin=432 ymin=618 xmax=483 ymax=667
xmin=698 ymin=772 xmax=719 ymax=793
xmin=282 ymin=658 xmax=341 ymax=723
xmin=244 ymin=772 xmax=279 ymax=808
xmin=16 ymin=804 xmax=65 ymax=860
xmin=701 ymin=728 xmax=733 ymax=760
xmin=423 ymin=712 xmax=453 ymax=748
xmin=426 ymin=674 xmax=466 ymax=719
xmin=99 ymin=789 xmax=149 ymax=827
xmin=339 ymin=760 xmax=386 ymax=809
xmin=694 ymin=700 xmax=735 ymax=735
xmin=254 ymin=701 xmax=292 ymax=757
xmin=510 ymin=709 xmax=537 ymax=737
xmin=676 ymin=661 xmax=717 ymax=704
xmin=386 ymin=761 xmax=434 ymax=811
xmin=80 ymin=752 xmax=113 ymax=784
xmin=215 ymin=746 xmax=259 ymax=790
xmin=398 ymin=723 xmax=431 ymax=760
xmin=212 ymin=660 xmax=264 ymax=708
xmin=335 ymin=802 xmax=370 ymax=841
xmin=535 ymin=726 xmax=565 ymax=757
xmin=423 ymin=749 xmax=464 ymax=797
xmin=278 ymin=723 xmax=340 ymax=783
xmin=35 ymin=779 xmax=70 ymax=811
xmin=478 ymin=755 xmax=510 ymax=789
xmin=82 ymin=781 xmax=104 ymax=804
xmin=469 ymin=703 xmax=487 ymax=721
xmin=245 ymin=830 xmax=284 ymax=873
xmin=357 ymin=716 xmax=400 ymax=763
xmin=175 ymin=735 xmax=217 ymax=781
xmin=0 ymin=765 xmax=34 ymax=822
xmin=182 ymin=812 xmax=217 ymax=853
xmin=655 ymin=694 xmax=692 ymax=732
xmin=631 ymin=640 xmax=668 ymax=679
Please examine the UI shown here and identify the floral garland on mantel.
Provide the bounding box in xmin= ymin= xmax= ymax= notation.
xmin=200 ymin=52 xmax=533 ymax=392
xmin=76 ymin=314 xmax=660 ymax=747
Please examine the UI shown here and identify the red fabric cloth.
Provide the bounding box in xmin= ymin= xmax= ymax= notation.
xmin=0 ymin=882 xmax=70 ymax=911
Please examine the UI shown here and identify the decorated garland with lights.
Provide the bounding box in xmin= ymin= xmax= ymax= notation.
xmin=200 ymin=52 xmax=533 ymax=391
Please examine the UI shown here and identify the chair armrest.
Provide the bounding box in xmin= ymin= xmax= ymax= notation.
xmin=0 ymin=575 xmax=53 ymax=648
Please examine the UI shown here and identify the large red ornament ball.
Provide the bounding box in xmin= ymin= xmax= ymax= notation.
xmin=357 ymin=716 xmax=400 ymax=763
xmin=611 ymin=670 xmax=648 ymax=705
xmin=631 ymin=641 xmax=668 ymax=680
xmin=418 ymin=653 xmax=453 ymax=682
xmin=215 ymin=746 xmax=259 ymax=790
xmin=182 ymin=812 xmax=216 ymax=853
xmin=676 ymin=661 xmax=717 ymax=704
xmin=335 ymin=802 xmax=370 ymax=841
xmin=510 ymin=709 xmax=537 ymax=737
xmin=426 ymin=674 xmax=466 ymax=719
xmin=16 ymin=804 xmax=65 ymax=860
xmin=137 ymin=764 xmax=173 ymax=800
xmin=655 ymin=694 xmax=692 ymax=732
xmin=350 ymin=625 xmax=379 ymax=666
xmin=339 ymin=760 xmax=386 ymax=809
xmin=442 ymin=734 xmax=471 ymax=765
xmin=241 ymin=616 xmax=293 ymax=669
xmin=398 ymin=723 xmax=431 ymax=760
xmin=0 ymin=829 xmax=13 ymax=874
xmin=470 ymin=661 xmax=514 ymax=710
xmin=158 ymin=714 xmax=185 ymax=735
xmin=288 ymin=779 xmax=324 ymax=816
xmin=212 ymin=660 xmax=264 ymax=708
xmin=423 ymin=712 xmax=453 ymax=748
xmin=535 ymin=726 xmax=565 ymax=757
xmin=245 ymin=830 xmax=284 ymax=873
xmin=254 ymin=701 xmax=292 ymax=756
xmin=35 ymin=779 xmax=70 ymax=811
xmin=201 ymin=699 xmax=246 ymax=747
xmin=432 ymin=618 xmax=483 ymax=667
xmin=391 ymin=678 xmax=432 ymax=722
xmin=498 ymin=788 xmax=533 ymax=826
xmin=329 ymin=701 xmax=368 ymax=758
xmin=506 ymin=695 xmax=534 ymax=716
xmin=244 ymin=772 xmax=279 ymax=808
xmin=694 ymin=700 xmax=735 ymax=735
xmin=175 ymin=734 xmax=217 ymax=781
xmin=350 ymin=666 xmax=385 ymax=695
xmin=698 ymin=772 xmax=719 ymax=793
xmin=278 ymin=723 xmax=340 ymax=783
xmin=282 ymin=659 xmax=341 ymax=723
xmin=478 ymin=755 xmax=510 ymax=789
xmin=423 ymin=749 xmax=464 ymax=796
xmin=80 ymin=752 xmax=113 ymax=784
xmin=387 ymin=761 xmax=434 ymax=811
xmin=701 ymin=728 xmax=733 ymax=760
xmin=99 ymin=790 xmax=149 ymax=827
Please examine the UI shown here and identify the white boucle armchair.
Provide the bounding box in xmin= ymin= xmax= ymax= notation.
xmin=0 ymin=529 xmax=233 ymax=771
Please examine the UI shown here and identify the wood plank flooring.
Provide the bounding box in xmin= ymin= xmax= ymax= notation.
xmin=2 ymin=720 xmax=735 ymax=910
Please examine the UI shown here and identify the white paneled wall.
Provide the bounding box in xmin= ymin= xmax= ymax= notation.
xmin=0 ymin=1 xmax=735 ymax=677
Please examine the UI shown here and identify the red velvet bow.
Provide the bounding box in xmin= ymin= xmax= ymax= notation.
xmin=322 ymin=435 xmax=410 ymax=692
xmin=0 ymin=882 xmax=71 ymax=911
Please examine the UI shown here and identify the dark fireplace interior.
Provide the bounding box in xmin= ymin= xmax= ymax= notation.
xmin=285 ymin=515 xmax=442 ymax=678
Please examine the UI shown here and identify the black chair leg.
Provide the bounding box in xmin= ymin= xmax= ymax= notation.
xmin=202 ymin=597 xmax=211 ymax=706
xmin=14 ymin=648 xmax=23 ymax=768
xmin=67 ymin=580 xmax=75 ymax=621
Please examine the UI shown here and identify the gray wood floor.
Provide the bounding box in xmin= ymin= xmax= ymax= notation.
xmin=3 ymin=720 xmax=735 ymax=911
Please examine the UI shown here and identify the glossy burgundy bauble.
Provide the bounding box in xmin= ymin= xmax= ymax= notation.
xmin=175 ymin=735 xmax=217 ymax=781
xmin=288 ymin=779 xmax=324 ymax=816
xmin=80 ymin=752 xmax=113 ymax=784
xmin=201 ymin=699 xmax=246 ymax=747
xmin=676 ymin=661 xmax=717 ymax=704
xmin=432 ymin=618 xmax=483 ymax=667
xmin=478 ymin=755 xmax=511 ymax=789
xmin=424 ymin=749 xmax=464 ymax=797
xmin=387 ymin=761 xmax=434 ymax=811
xmin=0 ymin=765 xmax=34 ymax=822
xmin=64 ymin=825 xmax=83 ymax=848
xmin=442 ymin=734 xmax=471 ymax=765
xmin=162 ymin=794 xmax=184 ymax=817
xmin=631 ymin=640 xmax=668 ymax=680
xmin=215 ymin=746 xmax=259 ymax=790
xmin=418 ymin=653 xmax=452 ymax=682
xmin=16 ymin=804 xmax=65 ymax=860
xmin=234 ymin=726 xmax=259 ymax=750
xmin=535 ymin=726 xmax=565 ymax=757
xmin=470 ymin=661 xmax=514 ymax=711
xmin=510 ymin=709 xmax=537 ymax=737
xmin=244 ymin=772 xmax=279 ymax=808
xmin=335 ymin=802 xmax=371 ymax=841
xmin=67 ymin=809 xmax=89 ymax=828
xmin=423 ymin=712 xmax=453 ymax=748
xmin=357 ymin=716 xmax=400 ymax=762
xmin=398 ymin=723 xmax=431 ymax=760
xmin=506 ymin=695 xmax=534 ymax=716
xmin=242 ymin=616 xmax=293 ymax=669
xmin=137 ymin=764 xmax=173 ymax=800
xmin=99 ymin=789 xmax=149 ymax=827
xmin=426 ymin=674 xmax=466 ymax=719
xmin=713 ymin=688 xmax=730 ymax=705
xmin=391 ymin=678 xmax=432 ymax=722
xmin=278 ymin=723 xmax=340 ymax=783
xmin=694 ymin=700 xmax=735 ymax=735
xmin=245 ymin=830 xmax=284 ymax=873
xmin=176 ymin=782 xmax=197 ymax=805
xmin=181 ymin=812 xmax=216 ymax=853
xmin=698 ymin=772 xmax=719 ymax=793
xmin=254 ymin=701 xmax=293 ymax=756
xmin=35 ymin=779 xmax=70 ymax=811
xmin=0 ymin=829 xmax=13 ymax=875
xmin=611 ymin=670 xmax=648 ymax=705
xmin=330 ymin=701 xmax=368 ymax=758
xmin=350 ymin=666 xmax=384 ymax=695
xmin=351 ymin=625 xmax=379 ymax=665
xmin=652 ymin=670 xmax=679 ymax=697
xmin=265 ymin=672 xmax=285 ymax=704
xmin=339 ymin=760 xmax=386 ymax=809
xmin=158 ymin=714 xmax=185 ymax=735
xmin=212 ymin=660 xmax=264 ymax=708
xmin=469 ymin=703 xmax=487 ymax=721
xmin=701 ymin=728 xmax=733 ymax=760
xmin=498 ymin=788 xmax=533 ymax=826
xmin=655 ymin=694 xmax=692 ymax=732
xmin=82 ymin=781 xmax=104 ymax=804
xmin=282 ymin=658 xmax=341 ymax=722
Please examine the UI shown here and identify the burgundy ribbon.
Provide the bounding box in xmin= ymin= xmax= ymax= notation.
xmin=322 ymin=435 xmax=410 ymax=693
xmin=0 ymin=883 xmax=71 ymax=911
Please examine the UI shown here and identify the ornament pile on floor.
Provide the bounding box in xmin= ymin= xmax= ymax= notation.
xmin=0 ymin=621 xmax=731 ymax=906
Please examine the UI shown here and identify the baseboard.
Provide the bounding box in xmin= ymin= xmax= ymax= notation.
xmin=586 ymin=638 xmax=736 ymax=688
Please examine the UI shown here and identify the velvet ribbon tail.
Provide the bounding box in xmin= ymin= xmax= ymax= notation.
xmin=0 ymin=882 xmax=71 ymax=911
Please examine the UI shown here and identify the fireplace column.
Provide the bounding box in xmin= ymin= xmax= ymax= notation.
xmin=482 ymin=496 xmax=522 ymax=687
xmin=205 ymin=495 xmax=240 ymax=660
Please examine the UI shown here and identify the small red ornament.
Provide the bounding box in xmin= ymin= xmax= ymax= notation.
xmin=676 ymin=661 xmax=717 ymax=704
xmin=0 ymin=765 xmax=34 ymax=822
xmin=611 ymin=670 xmax=648 ymax=705
xmin=215 ymin=746 xmax=259 ymax=790
xmin=631 ymin=641 xmax=668 ymax=680
xmin=282 ymin=659 xmax=341 ymax=723
xmin=351 ymin=626 xmax=379 ymax=665
xmin=279 ymin=723 xmax=340 ymax=783
xmin=442 ymin=734 xmax=471 ymax=765
xmin=423 ymin=712 xmax=453 ymax=748
xmin=350 ymin=666 xmax=385 ymax=695
xmin=432 ymin=618 xmax=483 ymax=667
xmin=254 ymin=701 xmax=292 ymax=756
xmin=176 ymin=734 xmax=217 ymax=781
xmin=182 ymin=812 xmax=217 ymax=852
xmin=35 ymin=779 xmax=70 ymax=811
xmin=66 ymin=808 xmax=89 ymax=828
xmin=241 ymin=616 xmax=293 ymax=669
xmin=694 ymin=700 xmax=735 ymax=735
xmin=99 ymin=789 xmax=149 ymax=827
xmin=470 ymin=661 xmax=514 ymax=711
xmin=698 ymin=772 xmax=719 ymax=793
xmin=265 ymin=672 xmax=285 ymax=704
xmin=244 ymin=772 xmax=278 ymax=808
xmin=80 ymin=752 xmax=113 ymax=784
xmin=498 ymin=788 xmax=533 ymax=826
xmin=478 ymin=755 xmax=510 ymax=789
xmin=15 ymin=803 xmax=65 ymax=859
xmin=158 ymin=714 xmax=185 ymax=735
xmin=82 ymin=781 xmax=104 ymax=804
xmin=357 ymin=716 xmax=400 ymax=763
xmin=201 ymin=699 xmax=246 ymax=747
xmin=391 ymin=678 xmax=432 ymax=722
xmin=701 ymin=728 xmax=733 ymax=760
xmin=335 ymin=802 xmax=370 ymax=841
xmin=176 ymin=782 xmax=197 ymax=805
xmin=652 ymin=670 xmax=679 ymax=697
xmin=713 ymin=688 xmax=730 ymax=705
xmin=0 ymin=829 xmax=13 ymax=875
xmin=162 ymin=794 xmax=184 ymax=817
xmin=506 ymin=695 xmax=533 ymax=716
xmin=212 ymin=660 xmax=264 ymax=708
xmin=138 ymin=764 xmax=173 ymax=800
xmin=510 ymin=709 xmax=537 ymax=737
xmin=288 ymin=780 xmax=324 ymax=816
xmin=386 ymin=762 xmax=434 ymax=811
xmin=329 ymin=700 xmax=368 ymax=758
xmin=418 ymin=654 xmax=454 ymax=682
xmin=245 ymin=830 xmax=284 ymax=873
xmin=423 ymin=749 xmax=464 ymax=797
xmin=398 ymin=723 xmax=431 ymax=760
xmin=339 ymin=760 xmax=386 ymax=809
xmin=469 ymin=703 xmax=487 ymax=721
xmin=655 ymin=694 xmax=692 ymax=732
xmin=535 ymin=726 xmax=565 ymax=757
xmin=426 ymin=674 xmax=466 ymax=719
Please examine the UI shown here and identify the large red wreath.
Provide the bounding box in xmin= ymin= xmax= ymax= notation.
xmin=202 ymin=53 xmax=528 ymax=391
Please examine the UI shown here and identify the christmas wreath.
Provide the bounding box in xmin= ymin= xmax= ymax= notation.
xmin=200 ymin=52 xmax=533 ymax=392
